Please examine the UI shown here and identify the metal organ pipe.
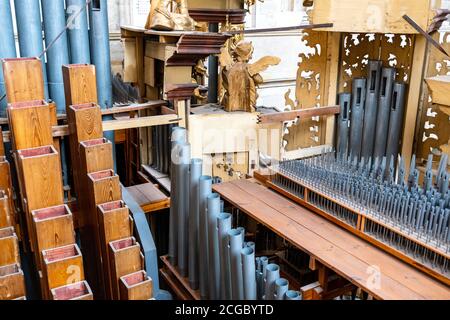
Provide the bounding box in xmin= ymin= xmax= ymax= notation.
xmin=188 ymin=158 xmax=202 ymax=290
xmin=337 ymin=93 xmax=351 ymax=158
xmin=228 ymin=228 xmax=244 ymax=300
xmin=66 ymin=0 xmax=91 ymax=64
xmin=241 ymin=247 xmax=257 ymax=300
xmin=217 ymin=212 xmax=232 ymax=300
xmin=274 ymin=278 xmax=289 ymax=300
xmin=207 ymin=193 xmax=221 ymax=300
xmin=198 ymin=175 xmax=212 ymax=299
xmin=385 ymin=82 xmax=407 ymax=163
xmin=264 ymin=263 xmax=280 ymax=300
xmin=349 ymin=78 xmax=367 ymax=159
xmin=285 ymin=290 xmax=302 ymax=300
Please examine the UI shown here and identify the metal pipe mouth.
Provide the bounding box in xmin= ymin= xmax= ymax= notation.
xmin=217 ymin=212 xmax=231 ymax=221
xmin=228 ymin=228 xmax=242 ymax=237
xmin=241 ymin=247 xmax=254 ymax=256
xmin=246 ymin=241 xmax=255 ymax=248
xmin=191 ymin=158 xmax=203 ymax=165
xmin=208 ymin=193 xmax=220 ymax=200
xmin=200 ymin=175 xmax=212 ymax=181
xmin=260 ymin=256 xmax=269 ymax=263
xmin=266 ymin=264 xmax=279 ymax=272
xmin=275 ymin=278 xmax=288 ymax=287
xmin=286 ymin=290 xmax=300 ymax=299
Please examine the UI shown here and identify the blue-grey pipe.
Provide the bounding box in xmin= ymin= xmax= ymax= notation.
xmin=188 ymin=158 xmax=202 ymax=290
xmin=0 ymin=0 xmax=17 ymax=117
xmin=14 ymin=0 xmax=49 ymax=99
xmin=374 ymin=67 xmax=396 ymax=159
xmin=42 ymin=0 xmax=70 ymax=114
xmin=274 ymin=278 xmax=289 ymax=300
xmin=246 ymin=241 xmax=255 ymax=252
xmin=241 ymin=247 xmax=257 ymax=300
xmin=176 ymin=143 xmax=190 ymax=277
xmin=168 ymin=128 xmax=186 ymax=265
xmin=220 ymin=200 xmax=225 ymax=212
xmin=218 ymin=212 xmax=232 ymax=300
xmin=198 ymin=175 xmax=212 ymax=299
xmin=337 ymin=93 xmax=351 ymax=159
xmin=361 ymin=60 xmax=382 ymax=159
xmin=385 ymin=82 xmax=407 ymax=164
xmin=258 ymin=256 xmax=269 ymax=299
xmin=349 ymin=78 xmax=366 ymax=159
xmin=89 ymin=1 xmax=115 ymax=163
xmin=228 ymin=228 xmax=244 ymax=300
xmin=237 ymin=226 xmax=245 ymax=244
xmin=66 ymin=0 xmax=91 ymax=64
xmin=285 ymin=290 xmax=302 ymax=300
xmin=207 ymin=193 xmax=221 ymax=299
xmin=264 ymin=263 xmax=280 ymax=300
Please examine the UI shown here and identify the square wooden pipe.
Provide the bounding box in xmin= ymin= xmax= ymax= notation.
xmin=0 ymin=190 xmax=13 ymax=229
xmin=0 ymin=264 xmax=26 ymax=300
xmin=119 ymin=270 xmax=153 ymax=300
xmin=62 ymin=64 xmax=98 ymax=108
xmin=1 ymin=57 xmax=45 ymax=103
xmin=0 ymin=227 xmax=19 ymax=266
xmin=109 ymin=237 xmax=144 ymax=300
xmin=7 ymin=99 xmax=53 ymax=150
xmin=41 ymin=244 xmax=84 ymax=295
xmin=32 ymin=205 xmax=75 ymax=270
xmin=51 ymin=281 xmax=93 ymax=300
xmin=79 ymin=138 xmax=114 ymax=174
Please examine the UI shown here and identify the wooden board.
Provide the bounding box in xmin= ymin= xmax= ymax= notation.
xmin=425 ymin=75 xmax=450 ymax=107
xmin=108 ymin=237 xmax=144 ymax=300
xmin=119 ymin=270 xmax=153 ymax=300
xmin=312 ymin=0 xmax=430 ymax=34
xmin=0 ymin=264 xmax=26 ymax=300
xmin=213 ymin=179 xmax=450 ymax=300
xmin=0 ymin=227 xmax=19 ymax=267
xmin=126 ymin=183 xmax=170 ymax=213
xmin=1 ymin=58 xmax=45 ymax=103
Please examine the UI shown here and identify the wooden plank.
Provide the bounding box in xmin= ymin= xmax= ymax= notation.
xmin=119 ymin=270 xmax=153 ymax=300
xmin=109 ymin=237 xmax=144 ymax=300
xmin=41 ymin=244 xmax=84 ymax=294
xmin=312 ymin=0 xmax=430 ymax=34
xmin=0 ymin=264 xmax=26 ymax=300
xmin=0 ymin=191 xmax=13 ymax=229
xmin=257 ymin=105 xmax=340 ymax=124
xmin=213 ymin=181 xmax=450 ymax=300
xmin=51 ymin=281 xmax=93 ymax=300
xmin=7 ymin=100 xmax=53 ymax=150
xmin=31 ymin=205 xmax=75 ymax=270
xmin=98 ymin=201 xmax=133 ymax=299
xmin=425 ymin=75 xmax=450 ymax=106
xmin=0 ymin=227 xmax=19 ymax=267
xmin=1 ymin=58 xmax=45 ymax=103
xmin=102 ymin=114 xmax=180 ymax=131
xmin=62 ymin=64 xmax=98 ymax=108
xmin=126 ymin=183 xmax=170 ymax=213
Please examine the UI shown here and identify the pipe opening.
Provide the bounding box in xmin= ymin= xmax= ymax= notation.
xmin=89 ymin=169 xmax=115 ymax=180
xmin=370 ymin=70 xmax=377 ymax=92
xmin=191 ymin=158 xmax=203 ymax=165
xmin=200 ymin=175 xmax=212 ymax=181
xmin=356 ymin=87 xmax=362 ymax=105
xmin=122 ymin=271 xmax=147 ymax=287
xmin=43 ymin=244 xmax=80 ymax=262
xmin=241 ymin=247 xmax=254 ymax=256
xmin=391 ymin=91 xmax=398 ymax=111
xmin=266 ymin=264 xmax=279 ymax=272
xmin=381 ymin=77 xmax=387 ymax=96
xmin=0 ymin=264 xmax=21 ymax=277
xmin=70 ymin=103 xmax=97 ymax=111
xmin=111 ymin=237 xmax=136 ymax=251
xmin=286 ymin=290 xmax=300 ymax=299
xmin=81 ymin=138 xmax=109 ymax=147
xmin=8 ymin=100 xmax=47 ymax=109
xmin=19 ymin=145 xmax=56 ymax=158
xmin=0 ymin=227 xmax=14 ymax=239
xmin=53 ymin=281 xmax=91 ymax=300
xmin=343 ymin=101 xmax=348 ymax=120
xmin=33 ymin=205 xmax=70 ymax=221
xmin=208 ymin=193 xmax=220 ymax=200
xmin=99 ymin=201 xmax=125 ymax=212
xmin=228 ymin=229 xmax=242 ymax=237
xmin=217 ymin=212 xmax=231 ymax=221
xmin=275 ymin=278 xmax=288 ymax=287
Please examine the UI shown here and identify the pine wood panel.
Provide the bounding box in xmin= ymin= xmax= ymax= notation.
xmin=108 ymin=237 xmax=144 ymax=300
xmin=119 ymin=270 xmax=153 ymax=300
xmin=7 ymin=100 xmax=53 ymax=150
xmin=62 ymin=65 xmax=98 ymax=108
xmin=31 ymin=205 xmax=75 ymax=270
xmin=1 ymin=58 xmax=45 ymax=103
xmin=0 ymin=227 xmax=19 ymax=267
xmin=0 ymin=264 xmax=26 ymax=300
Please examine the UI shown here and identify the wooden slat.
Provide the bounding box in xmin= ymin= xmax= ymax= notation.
xmin=257 ymin=105 xmax=340 ymax=124
xmin=213 ymin=180 xmax=450 ymax=300
xmin=126 ymin=183 xmax=170 ymax=213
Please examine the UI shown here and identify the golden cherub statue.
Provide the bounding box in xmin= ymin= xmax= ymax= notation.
xmin=219 ymin=41 xmax=280 ymax=112
xmin=145 ymin=0 xmax=196 ymax=31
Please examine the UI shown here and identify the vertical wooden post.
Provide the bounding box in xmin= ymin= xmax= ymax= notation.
xmin=0 ymin=264 xmax=26 ymax=300
xmin=108 ymin=237 xmax=144 ymax=300
xmin=51 ymin=281 xmax=93 ymax=300
xmin=119 ymin=270 xmax=153 ymax=300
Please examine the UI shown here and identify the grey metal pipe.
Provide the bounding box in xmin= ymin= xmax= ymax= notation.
xmin=241 ymin=247 xmax=257 ymax=300
xmin=374 ymin=67 xmax=396 ymax=159
xmin=207 ymin=193 xmax=221 ymax=300
xmin=188 ymin=158 xmax=202 ymax=290
xmin=274 ymin=278 xmax=289 ymax=300
xmin=237 ymin=226 xmax=245 ymax=244
xmin=176 ymin=143 xmax=191 ymax=277
xmin=361 ymin=60 xmax=382 ymax=159
xmin=218 ymin=212 xmax=232 ymax=300
xmin=66 ymin=0 xmax=91 ymax=64
xmin=169 ymin=128 xmax=187 ymax=265
xmin=337 ymin=93 xmax=351 ymax=158
xmin=199 ymin=175 xmax=212 ymax=299
xmin=228 ymin=228 xmax=244 ymax=300
xmin=257 ymin=256 xmax=269 ymax=299
xmin=220 ymin=200 xmax=225 ymax=212
xmin=246 ymin=241 xmax=255 ymax=252
xmin=14 ymin=0 xmax=49 ymax=99
xmin=0 ymin=0 xmax=17 ymax=117
xmin=285 ymin=290 xmax=302 ymax=300
xmin=349 ymin=78 xmax=367 ymax=159
xmin=385 ymin=82 xmax=407 ymax=163
xmin=208 ymin=23 xmax=219 ymax=103
xmin=264 ymin=263 xmax=280 ymax=300
xmin=42 ymin=0 xmax=70 ymax=114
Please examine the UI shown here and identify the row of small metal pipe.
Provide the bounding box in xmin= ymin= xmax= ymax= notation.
xmin=169 ymin=127 xmax=302 ymax=300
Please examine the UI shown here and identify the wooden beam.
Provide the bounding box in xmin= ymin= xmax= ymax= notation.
xmin=425 ymin=75 xmax=450 ymax=106
xmin=257 ymin=105 xmax=340 ymax=124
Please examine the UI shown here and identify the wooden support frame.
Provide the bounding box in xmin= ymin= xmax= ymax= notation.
xmin=0 ymin=263 xmax=26 ymax=300
xmin=108 ymin=237 xmax=144 ymax=300
xmin=119 ymin=270 xmax=153 ymax=300
xmin=0 ymin=227 xmax=19 ymax=267
xmin=51 ymin=281 xmax=93 ymax=301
